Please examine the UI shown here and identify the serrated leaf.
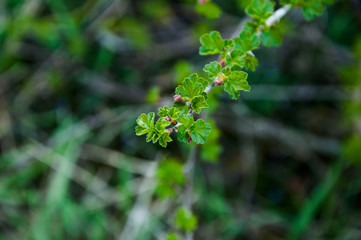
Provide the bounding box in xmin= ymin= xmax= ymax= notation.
xmin=187 ymin=73 xmax=209 ymax=89
xmin=172 ymin=102 xmax=188 ymax=115
xmin=199 ymin=31 xmax=224 ymax=55
xmin=191 ymin=95 xmax=208 ymax=114
xmin=225 ymin=49 xmax=246 ymax=68
xmin=223 ymin=71 xmax=249 ymax=100
xmin=203 ymin=61 xmax=222 ymax=79
xmin=195 ymin=1 xmax=222 ymax=19
xmin=174 ymin=208 xmax=198 ymax=232
xmin=244 ymin=53 xmax=259 ymax=71
xmin=135 ymin=112 xmax=155 ymax=136
xmin=177 ymin=115 xmax=194 ymax=143
xmin=261 ymin=23 xmax=284 ymax=47
xmin=159 ymin=132 xmax=172 ymax=147
xmin=176 ymin=74 xmax=205 ymax=99
xmin=158 ymin=106 xmax=180 ymax=119
xmin=234 ymin=32 xmax=260 ymax=52
xmin=245 ymin=0 xmax=275 ymax=20
xmin=190 ymin=119 xmax=212 ymax=144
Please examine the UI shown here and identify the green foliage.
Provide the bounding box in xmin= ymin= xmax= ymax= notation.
xmin=190 ymin=119 xmax=212 ymax=144
xmin=234 ymin=31 xmax=260 ymax=52
xmin=195 ymin=1 xmax=222 ymax=20
xmin=164 ymin=232 xmax=179 ymax=240
xmin=174 ymin=208 xmax=198 ymax=232
xmin=203 ymin=61 xmax=222 ymax=79
xmin=261 ymin=23 xmax=285 ymax=47
xmin=146 ymin=86 xmax=161 ymax=103
xmin=223 ymin=70 xmax=250 ymax=99
xmin=226 ymin=49 xmax=246 ymax=68
xmin=199 ymin=31 xmax=224 ymax=55
xmin=158 ymin=106 xmax=180 ymax=120
xmin=244 ymin=53 xmax=259 ymax=71
xmin=191 ymin=96 xmax=208 ymax=114
xmin=176 ymin=74 xmax=206 ymax=100
xmin=246 ymin=0 xmax=275 ymax=21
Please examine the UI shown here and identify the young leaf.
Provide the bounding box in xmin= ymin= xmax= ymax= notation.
xmin=174 ymin=208 xmax=198 ymax=232
xmin=199 ymin=31 xmax=224 ymax=55
xmin=176 ymin=74 xmax=205 ymax=99
xmin=135 ymin=112 xmax=155 ymax=136
xmin=173 ymin=102 xmax=189 ymax=115
xmin=190 ymin=119 xmax=212 ymax=144
xmin=188 ymin=73 xmax=209 ymax=89
xmin=203 ymin=61 xmax=222 ymax=79
xmin=195 ymin=1 xmax=222 ymax=20
xmin=177 ymin=115 xmax=195 ymax=143
xmin=261 ymin=23 xmax=285 ymax=47
xmin=245 ymin=0 xmax=275 ymax=20
xmin=157 ymin=159 xmax=185 ymax=185
xmin=234 ymin=31 xmax=260 ymax=52
xmin=159 ymin=132 xmax=172 ymax=147
xmin=244 ymin=53 xmax=259 ymax=71
xmin=225 ymin=49 xmax=246 ymax=68
xmin=158 ymin=106 xmax=180 ymax=119
xmin=191 ymin=95 xmax=208 ymax=114
xmin=223 ymin=71 xmax=249 ymax=100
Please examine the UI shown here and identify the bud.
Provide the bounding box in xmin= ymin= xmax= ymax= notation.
xmin=165 ymin=116 xmax=171 ymax=122
xmin=171 ymin=119 xmax=178 ymax=125
xmin=173 ymin=94 xmax=183 ymax=102
xmin=187 ymin=138 xmax=193 ymax=144
xmin=214 ymin=77 xmax=223 ymax=86
xmin=219 ymin=59 xmax=226 ymax=67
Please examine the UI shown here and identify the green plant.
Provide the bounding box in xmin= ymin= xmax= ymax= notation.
xmin=135 ymin=0 xmax=334 ymax=148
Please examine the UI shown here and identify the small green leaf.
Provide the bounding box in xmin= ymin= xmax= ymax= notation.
xmin=191 ymin=95 xmax=208 ymax=114
xmin=176 ymin=74 xmax=205 ymax=99
xmin=135 ymin=112 xmax=155 ymax=136
xmin=203 ymin=61 xmax=222 ymax=79
xmin=157 ymin=159 xmax=185 ymax=185
xmin=190 ymin=119 xmax=212 ymax=144
xmin=173 ymin=102 xmax=189 ymax=115
xmin=158 ymin=106 xmax=180 ymax=119
xmin=244 ymin=53 xmax=259 ymax=71
xmin=223 ymin=71 xmax=249 ymax=100
xmin=164 ymin=232 xmax=179 ymax=240
xmin=199 ymin=31 xmax=224 ymax=55
xmin=225 ymin=49 xmax=246 ymax=68
xmin=159 ymin=132 xmax=172 ymax=147
xmin=234 ymin=32 xmax=260 ymax=52
xmin=245 ymin=0 xmax=275 ymax=20
xmin=174 ymin=208 xmax=198 ymax=232
xmin=261 ymin=23 xmax=285 ymax=47
xmin=195 ymin=1 xmax=222 ymax=19
xmin=177 ymin=115 xmax=195 ymax=143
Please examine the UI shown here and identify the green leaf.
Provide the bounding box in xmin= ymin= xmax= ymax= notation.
xmin=176 ymin=74 xmax=205 ymax=99
xmin=245 ymin=0 xmax=275 ymax=20
xmin=195 ymin=1 xmax=222 ymax=20
xmin=157 ymin=159 xmax=185 ymax=185
xmin=177 ymin=115 xmax=194 ymax=143
xmin=199 ymin=31 xmax=224 ymax=55
xmin=173 ymin=102 xmax=189 ymax=115
xmin=164 ymin=232 xmax=179 ymax=240
xmin=187 ymin=73 xmax=209 ymax=89
xmin=225 ymin=49 xmax=246 ymax=68
xmin=201 ymin=120 xmax=222 ymax=162
xmin=224 ymin=39 xmax=235 ymax=49
xmin=158 ymin=106 xmax=180 ymax=119
xmin=261 ymin=23 xmax=285 ymax=47
xmin=159 ymin=132 xmax=172 ymax=147
xmin=146 ymin=86 xmax=160 ymax=103
xmin=135 ymin=112 xmax=155 ymax=136
xmin=191 ymin=95 xmax=208 ymax=114
xmin=244 ymin=53 xmax=259 ymax=71
xmin=190 ymin=119 xmax=212 ymax=144
xmin=223 ymin=71 xmax=249 ymax=100
xmin=302 ymin=2 xmax=323 ymax=20
xmin=203 ymin=61 xmax=222 ymax=79
xmin=234 ymin=31 xmax=260 ymax=52
xmin=174 ymin=208 xmax=198 ymax=232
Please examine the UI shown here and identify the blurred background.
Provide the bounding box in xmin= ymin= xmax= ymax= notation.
xmin=1 ymin=0 xmax=361 ymax=239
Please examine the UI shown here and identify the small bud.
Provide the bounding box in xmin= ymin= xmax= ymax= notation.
xmin=214 ymin=77 xmax=223 ymax=86
xmin=219 ymin=59 xmax=226 ymax=67
xmin=165 ymin=116 xmax=171 ymax=122
xmin=187 ymin=138 xmax=193 ymax=144
xmin=173 ymin=94 xmax=183 ymax=102
xmin=171 ymin=119 xmax=178 ymax=125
